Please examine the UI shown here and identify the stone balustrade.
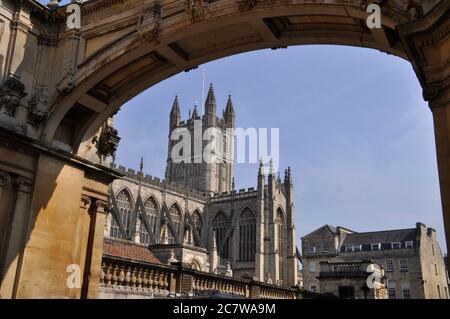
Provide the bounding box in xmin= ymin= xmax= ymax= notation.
xmin=100 ymin=257 xmax=175 ymax=298
xmin=99 ymin=256 xmax=312 ymax=299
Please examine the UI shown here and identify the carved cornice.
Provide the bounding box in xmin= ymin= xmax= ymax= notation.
xmin=0 ymin=75 xmax=27 ymax=117
xmin=92 ymin=199 xmax=111 ymax=215
xmin=38 ymin=33 xmax=58 ymax=47
xmin=28 ymin=86 xmax=50 ymax=126
xmin=138 ymin=0 xmax=162 ymax=44
xmin=423 ymin=78 xmax=450 ymax=108
xmin=238 ymin=0 xmax=258 ymax=12
xmin=0 ymin=171 xmax=11 ymax=186
xmin=186 ymin=0 xmax=206 ymax=23
xmin=11 ymin=19 xmax=31 ymax=34
xmin=396 ymin=0 xmax=449 ymax=99
xmin=82 ymin=0 xmax=125 ymax=16
xmin=14 ymin=175 xmax=33 ymax=192
xmin=81 ymin=195 xmax=92 ymax=209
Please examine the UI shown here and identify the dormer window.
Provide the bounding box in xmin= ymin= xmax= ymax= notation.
xmin=308 ymin=241 xmax=316 ymax=254
xmin=391 ymin=242 xmax=402 ymax=249
xmin=371 ymin=243 xmax=381 ymax=251
xmin=405 ymin=241 xmax=413 ymax=249
xmin=353 ymin=245 xmax=362 ymax=252
xmin=322 ymin=240 xmax=330 ymax=253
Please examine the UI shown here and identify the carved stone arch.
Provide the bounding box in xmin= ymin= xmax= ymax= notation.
xmin=110 ymin=187 xmax=135 ymax=239
xmin=241 ymin=273 xmax=253 ymax=280
xmin=142 ymin=194 xmax=161 ymax=212
xmin=166 ymin=201 xmax=183 ymax=243
xmin=167 ymin=200 xmax=184 ymax=217
xmin=139 ymin=195 xmax=160 ymax=244
xmin=211 ymin=211 xmax=230 ymax=262
xmin=114 ymin=186 xmax=136 ymax=208
xmin=275 ymin=206 xmax=286 ymax=283
xmin=189 ymin=257 xmax=203 ymax=271
xmin=239 ymin=206 xmax=257 ymax=218
xmin=211 ymin=211 xmax=228 ymax=227
xmin=275 ymin=206 xmax=286 ymax=223
xmin=190 ymin=208 xmax=204 ymax=226
xmin=189 ymin=208 xmax=204 ymax=246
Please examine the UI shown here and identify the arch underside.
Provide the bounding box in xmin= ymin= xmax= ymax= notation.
xmin=43 ymin=1 xmax=420 ymax=155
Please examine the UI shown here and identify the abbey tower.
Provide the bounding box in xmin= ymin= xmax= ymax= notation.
xmin=165 ymin=84 xmax=235 ymax=194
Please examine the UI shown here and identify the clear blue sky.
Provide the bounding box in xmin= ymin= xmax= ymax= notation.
xmin=39 ymin=1 xmax=446 ymax=253
xmin=111 ymin=44 xmax=446 ymax=253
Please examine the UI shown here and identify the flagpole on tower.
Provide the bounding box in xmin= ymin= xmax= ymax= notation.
xmin=201 ymin=70 xmax=205 ymax=116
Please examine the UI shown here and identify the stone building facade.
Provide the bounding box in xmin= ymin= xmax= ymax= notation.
xmin=302 ymin=223 xmax=449 ymax=299
xmin=317 ymin=260 xmax=388 ymax=299
xmin=105 ymin=86 xmax=298 ymax=287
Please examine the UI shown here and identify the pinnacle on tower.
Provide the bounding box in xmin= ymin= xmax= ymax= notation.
xmin=224 ymin=94 xmax=235 ymax=127
xmin=225 ymin=95 xmax=235 ymax=114
xmin=205 ymin=83 xmax=216 ymax=107
xmin=204 ymin=83 xmax=217 ymax=126
xmin=192 ymin=104 xmax=199 ymax=119
xmin=284 ymin=167 xmax=292 ymax=184
xmin=171 ymin=95 xmax=180 ymax=115
xmin=258 ymin=159 xmax=264 ymax=176
xmin=170 ymin=95 xmax=181 ymax=129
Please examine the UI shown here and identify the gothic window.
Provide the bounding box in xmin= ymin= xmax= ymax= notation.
xmin=212 ymin=212 xmax=229 ymax=263
xmin=238 ymin=208 xmax=256 ymax=261
xmin=191 ymin=259 xmax=202 ymax=271
xmin=169 ymin=204 xmax=182 ymax=243
xmin=140 ymin=197 xmax=158 ymax=244
xmin=276 ymin=209 xmax=285 ymax=281
xmin=110 ymin=189 xmax=133 ymax=239
xmin=191 ymin=210 xmax=203 ymax=246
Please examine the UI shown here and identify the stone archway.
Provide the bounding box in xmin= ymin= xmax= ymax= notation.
xmin=0 ymin=0 xmax=448 ymax=298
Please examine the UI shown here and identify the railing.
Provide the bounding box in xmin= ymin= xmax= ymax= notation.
xmin=191 ymin=271 xmax=248 ymax=297
xmin=319 ymin=261 xmax=373 ymax=278
xmin=100 ymin=255 xmax=308 ymax=299
xmin=332 ymin=263 xmax=362 ymax=273
xmin=100 ymin=257 xmax=175 ymax=297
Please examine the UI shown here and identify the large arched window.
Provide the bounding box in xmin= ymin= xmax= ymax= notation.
xmin=140 ymin=196 xmax=158 ymax=244
xmin=110 ymin=189 xmax=133 ymax=239
xmin=212 ymin=212 xmax=229 ymax=263
xmin=191 ymin=210 xmax=203 ymax=246
xmin=238 ymin=208 xmax=256 ymax=261
xmin=276 ymin=208 xmax=285 ymax=283
xmin=168 ymin=204 xmax=182 ymax=244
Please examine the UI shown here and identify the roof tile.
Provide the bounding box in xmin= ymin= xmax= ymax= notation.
xmin=103 ymin=238 xmax=162 ymax=264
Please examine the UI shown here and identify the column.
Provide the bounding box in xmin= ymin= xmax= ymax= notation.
xmin=428 ymin=85 xmax=450 ymax=254
xmin=0 ymin=176 xmax=33 ymax=299
xmin=81 ymin=199 xmax=109 ymax=299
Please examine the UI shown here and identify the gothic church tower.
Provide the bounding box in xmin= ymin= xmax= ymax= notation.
xmin=165 ymin=84 xmax=235 ymax=194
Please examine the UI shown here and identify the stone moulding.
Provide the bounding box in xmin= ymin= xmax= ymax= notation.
xmin=0 ymin=75 xmax=27 ymax=117
xmin=28 ymin=87 xmax=50 ymax=126
xmin=239 ymin=0 xmax=258 ymax=12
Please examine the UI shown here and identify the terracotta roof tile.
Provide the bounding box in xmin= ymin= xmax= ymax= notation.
xmin=103 ymin=238 xmax=162 ymax=264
